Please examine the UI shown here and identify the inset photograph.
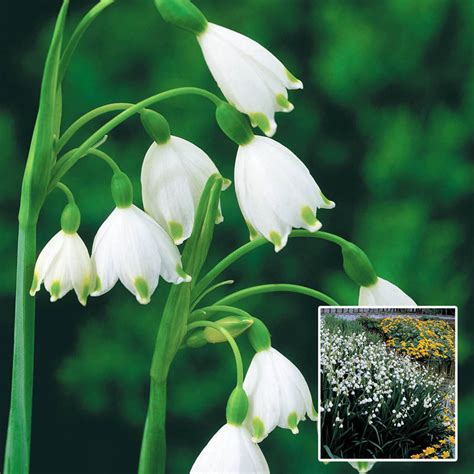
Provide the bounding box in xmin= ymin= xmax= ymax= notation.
xmin=318 ymin=306 xmax=457 ymax=462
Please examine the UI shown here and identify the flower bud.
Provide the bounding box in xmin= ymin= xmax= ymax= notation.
xmin=111 ymin=171 xmax=133 ymax=208
xmin=226 ymin=386 xmax=249 ymax=426
xmin=154 ymin=0 xmax=208 ymax=35
xmin=60 ymin=203 xmax=81 ymax=234
xmin=140 ymin=109 xmax=171 ymax=144
xmin=204 ymin=316 xmax=254 ymax=343
xmin=248 ymin=318 xmax=271 ymax=352
xmin=185 ymin=316 xmax=254 ymax=348
xmin=215 ymin=103 xmax=254 ymax=146
xmin=341 ymin=242 xmax=377 ymax=287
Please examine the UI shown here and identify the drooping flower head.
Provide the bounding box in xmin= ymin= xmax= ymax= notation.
xmin=198 ymin=23 xmax=303 ymax=137
xmin=30 ymin=203 xmax=92 ymax=306
xmin=190 ymin=424 xmax=269 ymax=473
xmin=91 ymin=171 xmax=190 ymax=304
xmin=235 ymin=136 xmax=334 ymax=251
xmin=243 ymin=320 xmax=317 ymax=442
xmin=359 ymin=277 xmax=416 ymax=306
xmin=141 ymin=136 xmax=229 ymax=245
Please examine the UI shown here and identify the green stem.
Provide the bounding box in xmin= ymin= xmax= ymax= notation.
xmin=55 ymin=182 xmax=75 ymax=203
xmin=58 ymin=0 xmax=114 ymax=83
xmin=88 ymin=148 xmax=122 ymax=174
xmin=56 ymin=103 xmax=132 ymax=153
xmin=3 ymin=224 xmax=37 ymax=473
xmin=213 ymin=284 xmax=340 ymax=307
xmin=187 ymin=320 xmax=244 ymax=386
xmin=189 ymin=304 xmax=254 ymax=324
xmin=190 ymin=279 xmax=234 ymax=311
xmin=192 ymin=230 xmax=349 ymax=300
xmin=56 ymin=87 xmax=221 ymax=154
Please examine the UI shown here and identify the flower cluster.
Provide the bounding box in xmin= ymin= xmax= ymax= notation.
xmin=320 ymin=316 xmax=453 ymax=459
xmin=380 ymin=317 xmax=454 ymax=364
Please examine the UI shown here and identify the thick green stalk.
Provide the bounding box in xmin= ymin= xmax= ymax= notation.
xmin=4 ymin=2 xmax=69 ymax=472
xmin=3 ymin=225 xmax=37 ymax=473
xmin=138 ymin=176 xmax=222 ymax=474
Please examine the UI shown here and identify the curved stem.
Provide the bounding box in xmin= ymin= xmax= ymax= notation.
xmin=58 ymin=0 xmax=114 ymax=83
xmin=190 ymin=280 xmax=234 ymax=311
xmin=189 ymin=304 xmax=254 ymax=324
xmin=187 ymin=320 xmax=244 ymax=387
xmin=88 ymin=148 xmax=121 ymax=174
xmin=192 ymin=230 xmax=349 ymax=299
xmin=56 ymin=87 xmax=221 ymax=153
xmin=55 ymin=182 xmax=75 ymax=204
xmin=214 ymin=284 xmax=340 ymax=307
xmin=57 ymin=103 xmax=132 ymax=153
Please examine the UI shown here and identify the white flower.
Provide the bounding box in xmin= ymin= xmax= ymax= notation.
xmin=243 ymin=347 xmax=317 ymax=443
xmin=349 ymin=462 xmax=375 ymax=473
xmin=190 ymin=424 xmax=269 ymax=473
xmin=358 ymin=277 xmax=416 ymax=306
xmin=30 ymin=230 xmax=92 ymax=306
xmin=141 ymin=137 xmax=229 ymax=245
xmin=91 ymin=205 xmax=190 ymax=304
xmin=197 ymin=23 xmax=303 ymax=137
xmin=235 ymin=136 xmax=334 ymax=251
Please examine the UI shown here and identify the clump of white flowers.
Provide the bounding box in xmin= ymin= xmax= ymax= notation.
xmin=320 ymin=316 xmax=452 ymax=459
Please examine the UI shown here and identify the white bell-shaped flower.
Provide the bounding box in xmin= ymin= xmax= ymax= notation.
xmin=190 ymin=424 xmax=269 ymax=473
xmin=197 ymin=23 xmax=303 ymax=137
xmin=359 ymin=277 xmax=416 ymax=306
xmin=30 ymin=230 xmax=92 ymax=306
xmin=235 ymin=136 xmax=334 ymax=252
xmin=243 ymin=347 xmax=317 ymax=443
xmin=141 ymin=137 xmax=229 ymax=245
xmin=91 ymin=205 xmax=190 ymax=304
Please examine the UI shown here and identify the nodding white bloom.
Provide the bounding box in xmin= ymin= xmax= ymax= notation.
xmin=30 ymin=231 xmax=92 ymax=306
xmin=349 ymin=462 xmax=375 ymax=473
xmin=243 ymin=347 xmax=317 ymax=443
xmin=141 ymin=137 xmax=229 ymax=245
xmin=190 ymin=424 xmax=269 ymax=473
xmin=197 ymin=23 xmax=303 ymax=137
xmin=235 ymin=136 xmax=334 ymax=252
xmin=91 ymin=205 xmax=190 ymax=304
xmin=359 ymin=277 xmax=416 ymax=306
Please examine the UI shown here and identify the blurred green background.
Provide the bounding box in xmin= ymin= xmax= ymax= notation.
xmin=1 ymin=0 xmax=473 ymax=472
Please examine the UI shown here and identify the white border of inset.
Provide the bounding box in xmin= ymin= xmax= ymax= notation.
xmin=317 ymin=305 xmax=458 ymax=463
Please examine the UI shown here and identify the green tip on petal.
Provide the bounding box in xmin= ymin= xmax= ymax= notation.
xmin=311 ymin=404 xmax=319 ymax=421
xmin=79 ymin=279 xmax=90 ymax=306
xmin=134 ymin=277 xmax=150 ymax=304
xmin=251 ymin=417 xmax=266 ymax=443
xmin=248 ymin=112 xmax=271 ymax=135
xmin=276 ymin=93 xmax=294 ymax=112
xmin=50 ymin=280 xmax=61 ymax=302
xmin=301 ymin=206 xmax=322 ymax=232
xmin=246 ymin=221 xmax=259 ymax=241
xmin=269 ymin=231 xmax=283 ymax=252
xmin=168 ymin=221 xmax=184 ymax=245
xmin=320 ymin=191 xmax=336 ymax=209
xmin=287 ymin=412 xmax=299 ymax=434
xmin=285 ymin=69 xmax=303 ymax=88
xmin=176 ymin=264 xmax=192 ymax=282
xmin=93 ymin=275 xmax=102 ymax=293
xmin=30 ymin=273 xmax=39 ymax=296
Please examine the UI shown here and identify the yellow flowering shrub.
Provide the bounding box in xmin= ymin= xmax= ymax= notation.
xmin=410 ymin=395 xmax=456 ymax=459
xmin=379 ymin=317 xmax=454 ymax=364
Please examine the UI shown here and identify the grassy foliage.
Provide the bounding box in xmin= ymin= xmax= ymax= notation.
xmin=320 ymin=317 xmax=454 ymax=459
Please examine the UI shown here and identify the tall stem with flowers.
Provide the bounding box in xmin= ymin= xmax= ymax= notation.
xmin=4 ymin=1 xmax=417 ymax=473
